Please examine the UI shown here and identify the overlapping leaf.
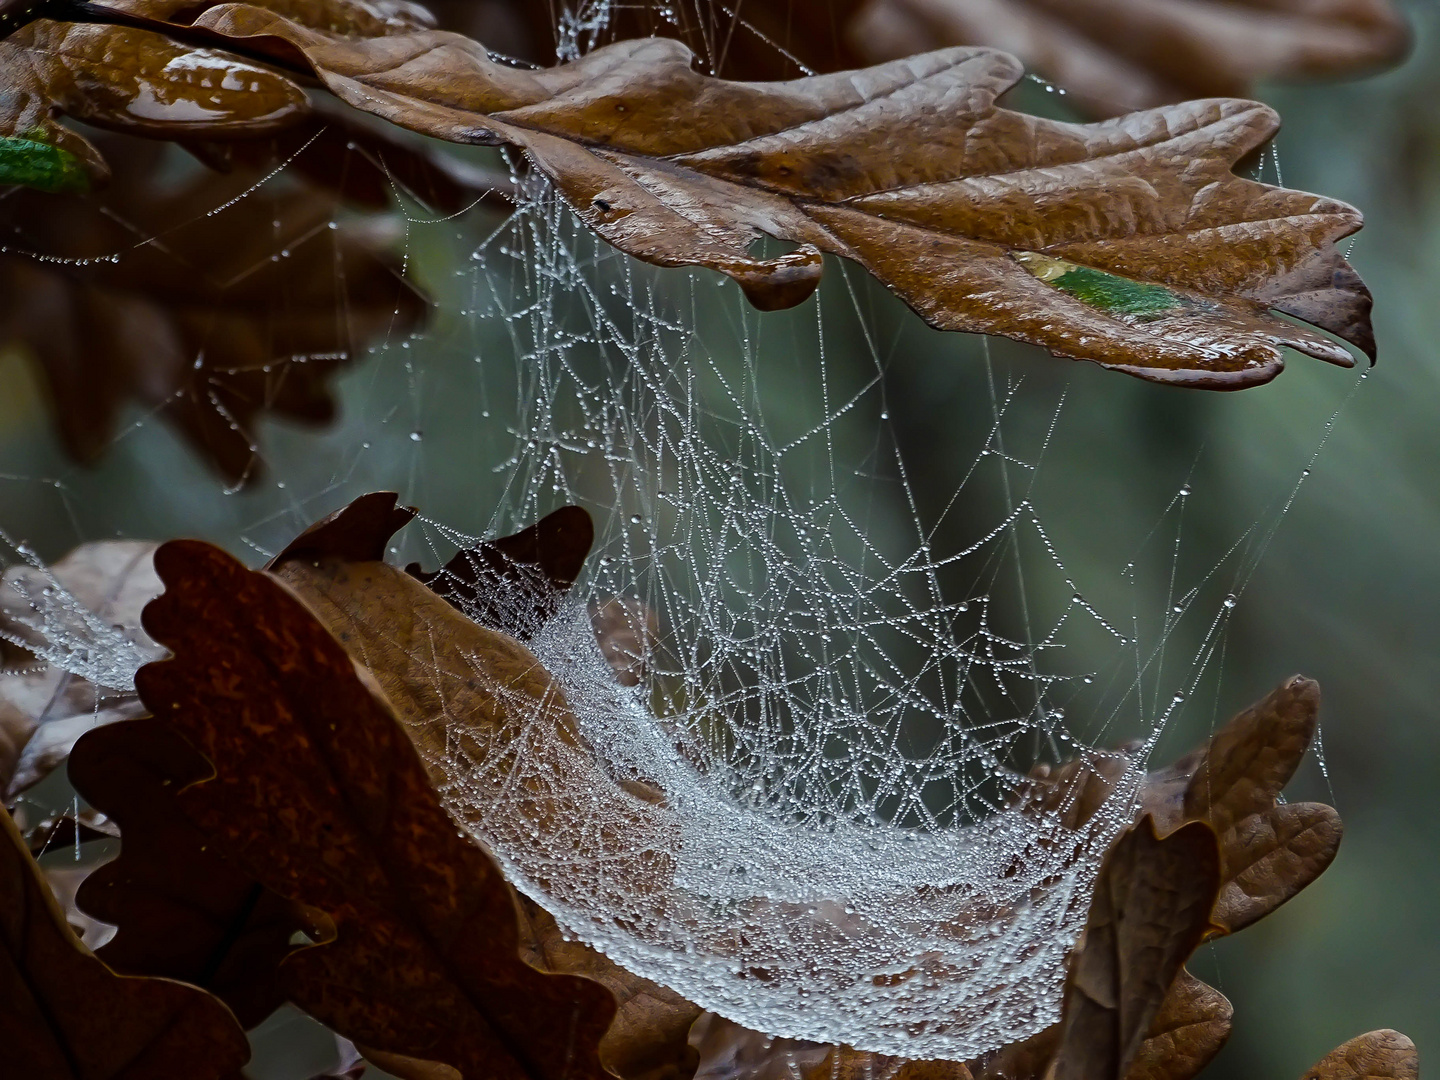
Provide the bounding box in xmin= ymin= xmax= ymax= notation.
xmin=1024 ymin=674 xmax=1342 ymax=936
xmin=0 ymin=799 xmax=252 ymax=1079
xmin=849 ymin=0 xmax=1411 ymax=117
xmin=69 ymin=717 xmax=313 ymax=1029
xmin=134 ymin=0 xmax=1379 ymax=388
xmin=0 ymin=497 xmax=1397 ymax=1080
xmin=1141 ymin=675 xmax=1341 ymax=933
xmin=133 ymin=537 xmax=620 ymax=1079
xmin=0 ymin=135 xmax=426 ymax=481
xmin=0 ymin=0 xmax=311 ymax=191
xmin=1047 ymin=818 xmax=1220 ymax=1080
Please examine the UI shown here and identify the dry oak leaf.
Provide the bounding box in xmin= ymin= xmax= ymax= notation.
xmin=1121 ymin=970 xmax=1232 ymax=1080
xmin=0 ymin=799 xmax=252 ymax=1079
xmin=0 ymin=0 xmax=309 ymax=191
xmin=174 ymin=4 xmax=1372 ymax=388
xmin=849 ymin=0 xmax=1410 ymax=119
xmin=1024 ymin=675 xmax=1341 ymax=937
xmin=1302 ymin=1030 xmax=1419 ymax=1080
xmin=266 ymin=514 xmax=676 ymax=897
xmin=134 ymin=537 xmax=620 ymax=1080
xmin=1140 ymin=674 xmax=1341 ymax=934
xmin=1048 ymin=817 xmax=1221 ymax=1080
xmin=68 ymin=716 xmax=314 ymax=1029
xmin=0 ymin=135 xmax=426 ymax=482
xmin=0 ymin=539 xmax=161 ymax=799
xmin=268 ymin=493 xmax=686 ymax=1076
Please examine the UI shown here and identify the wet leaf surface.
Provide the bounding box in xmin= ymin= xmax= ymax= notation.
xmin=0 ymin=798 xmax=252 ymax=1079
xmin=0 ymin=0 xmax=311 ymax=190
xmin=0 ymin=136 xmax=426 ymax=483
xmin=135 ymin=537 xmax=620 ymax=1079
xmin=850 ymin=0 xmax=1410 ymax=117
xmin=0 ymin=540 xmax=160 ymax=798
xmin=152 ymin=2 xmax=1376 ymax=388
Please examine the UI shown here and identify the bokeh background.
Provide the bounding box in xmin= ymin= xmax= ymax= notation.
xmin=1 ymin=1 xmax=1437 ymax=1076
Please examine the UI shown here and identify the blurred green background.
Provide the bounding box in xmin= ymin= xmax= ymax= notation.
xmin=2 ymin=1 xmax=1438 ymax=1076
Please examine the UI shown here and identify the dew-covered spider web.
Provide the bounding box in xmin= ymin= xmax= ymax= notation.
xmin=0 ymin=0 xmax=1366 ymax=1063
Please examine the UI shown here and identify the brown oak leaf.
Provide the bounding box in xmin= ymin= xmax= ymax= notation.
xmin=1141 ymin=674 xmax=1341 ymax=934
xmin=1022 ymin=675 xmax=1341 ymax=938
xmin=1048 ymin=818 xmax=1221 ymax=1080
xmin=153 ymin=1 xmax=1373 ymax=389
xmin=0 ymin=0 xmax=309 ymax=191
xmin=849 ymin=0 xmax=1411 ymax=118
xmin=514 ymin=894 xmax=702 ymax=1080
xmin=0 ymin=798 xmax=252 ymax=1079
xmin=1301 ymin=1031 xmax=1420 ymax=1080
xmin=1122 ymin=970 xmax=1232 ymax=1080
xmin=0 ymin=135 xmax=426 ymax=482
xmin=69 ymin=716 xmax=314 ymax=1029
xmin=134 ymin=537 xmax=621 ymax=1079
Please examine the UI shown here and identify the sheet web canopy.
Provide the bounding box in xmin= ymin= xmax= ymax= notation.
xmin=396 ymin=185 xmax=1171 ymax=1060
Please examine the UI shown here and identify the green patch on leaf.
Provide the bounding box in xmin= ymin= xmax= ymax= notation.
xmin=1014 ymin=251 xmax=1182 ymax=319
xmin=0 ymin=135 xmax=90 ymax=194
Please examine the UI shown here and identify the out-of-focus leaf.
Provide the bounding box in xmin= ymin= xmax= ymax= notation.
xmin=135 ymin=538 xmax=620 ymax=1079
xmin=0 ymin=136 xmax=426 ymax=483
xmin=0 ymin=3 xmax=309 ymax=191
xmin=185 ymin=99 xmax=518 ymax=215
xmin=1049 ymin=818 xmax=1221 ymax=1080
xmin=1301 ymin=1030 xmax=1419 ymax=1080
xmin=506 ymin=0 xmax=872 ymax=81
xmin=1141 ymin=675 xmax=1342 ymax=934
xmin=849 ymin=0 xmax=1410 ymax=118
xmin=0 ymin=540 xmax=161 ymax=798
xmin=175 ymin=3 xmax=1372 ymax=388
xmin=69 ymin=717 xmax=313 ymax=1029
xmin=0 ymin=800 xmax=251 ymax=1079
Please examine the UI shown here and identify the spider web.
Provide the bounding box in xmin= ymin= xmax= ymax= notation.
xmin=0 ymin=0 xmax=1365 ymax=1063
